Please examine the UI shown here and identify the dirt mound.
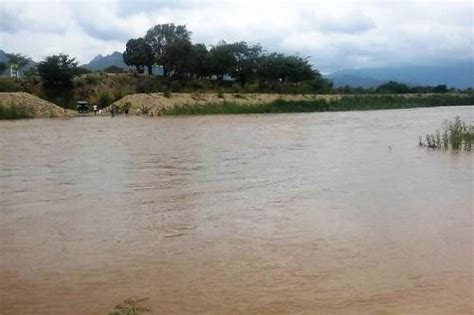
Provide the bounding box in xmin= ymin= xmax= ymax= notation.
xmin=0 ymin=92 xmax=71 ymax=118
xmin=108 ymin=93 xmax=340 ymax=115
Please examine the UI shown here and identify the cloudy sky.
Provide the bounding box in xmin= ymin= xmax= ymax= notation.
xmin=0 ymin=0 xmax=472 ymax=73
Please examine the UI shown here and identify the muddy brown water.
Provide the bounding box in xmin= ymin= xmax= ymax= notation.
xmin=0 ymin=107 xmax=473 ymax=314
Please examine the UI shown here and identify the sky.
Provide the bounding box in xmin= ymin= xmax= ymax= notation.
xmin=0 ymin=0 xmax=472 ymax=73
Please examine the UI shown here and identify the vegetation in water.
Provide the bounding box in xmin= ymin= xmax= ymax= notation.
xmin=164 ymin=94 xmax=474 ymax=116
xmin=108 ymin=297 xmax=151 ymax=315
xmin=419 ymin=117 xmax=473 ymax=151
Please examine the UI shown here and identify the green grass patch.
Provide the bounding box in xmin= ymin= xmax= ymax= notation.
xmin=0 ymin=103 xmax=36 ymax=119
xmin=164 ymin=94 xmax=474 ymax=116
xmin=419 ymin=117 xmax=473 ymax=151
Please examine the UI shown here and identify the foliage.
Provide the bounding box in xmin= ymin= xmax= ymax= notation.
xmin=144 ymin=23 xmax=191 ymax=76
xmin=0 ymin=78 xmax=22 ymax=92
xmin=161 ymin=38 xmax=194 ymax=78
xmin=419 ymin=117 xmax=473 ymax=151
xmin=0 ymin=103 xmax=35 ymax=119
xmin=5 ymin=53 xmax=30 ymax=78
xmin=98 ymin=92 xmax=112 ymax=108
xmin=123 ymin=38 xmax=154 ymax=74
xmin=375 ymin=81 xmax=410 ymax=94
xmin=37 ymin=54 xmax=78 ymax=90
xmin=135 ymin=76 xmax=161 ymax=93
xmin=164 ymin=94 xmax=474 ymax=115
xmin=85 ymin=74 xmax=99 ymax=85
xmin=104 ymin=65 xmax=126 ymax=73
xmin=0 ymin=62 xmax=6 ymax=74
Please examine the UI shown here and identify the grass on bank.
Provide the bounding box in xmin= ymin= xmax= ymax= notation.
xmin=419 ymin=117 xmax=473 ymax=151
xmin=164 ymin=94 xmax=474 ymax=115
xmin=0 ymin=103 xmax=36 ymax=119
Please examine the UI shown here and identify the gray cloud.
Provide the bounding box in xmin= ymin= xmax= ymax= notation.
xmin=0 ymin=0 xmax=472 ymax=72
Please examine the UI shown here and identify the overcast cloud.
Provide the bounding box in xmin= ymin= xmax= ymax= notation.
xmin=0 ymin=0 xmax=472 ymax=72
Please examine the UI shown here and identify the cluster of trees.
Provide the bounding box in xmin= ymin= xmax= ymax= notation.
xmin=123 ymin=23 xmax=330 ymax=90
xmin=335 ymin=81 xmax=455 ymax=94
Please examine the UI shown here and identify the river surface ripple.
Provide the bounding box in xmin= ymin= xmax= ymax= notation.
xmin=0 ymin=106 xmax=473 ymax=314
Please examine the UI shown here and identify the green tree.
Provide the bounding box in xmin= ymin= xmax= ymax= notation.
xmin=6 ymin=53 xmax=30 ymax=78
xmin=161 ymin=38 xmax=194 ymax=78
xmin=433 ymin=84 xmax=448 ymax=93
xmin=376 ymin=81 xmax=410 ymax=94
xmin=228 ymin=42 xmax=262 ymax=87
xmin=144 ymin=23 xmax=191 ymax=76
xmin=123 ymin=38 xmax=154 ymax=74
xmin=208 ymin=41 xmax=235 ymax=80
xmin=258 ymin=53 xmax=316 ymax=83
xmin=0 ymin=62 xmax=6 ymax=74
xmin=189 ymin=43 xmax=210 ymax=79
xmin=37 ymin=54 xmax=78 ymax=107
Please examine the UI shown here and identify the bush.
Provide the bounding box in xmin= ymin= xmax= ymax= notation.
xmin=85 ymin=75 xmax=99 ymax=85
xmin=0 ymin=103 xmax=35 ymax=119
xmin=169 ymin=81 xmax=182 ymax=92
xmin=0 ymin=78 xmax=22 ymax=92
xmin=135 ymin=76 xmax=161 ymax=93
xmin=98 ymin=92 xmax=112 ymax=108
xmin=163 ymin=87 xmax=171 ymax=98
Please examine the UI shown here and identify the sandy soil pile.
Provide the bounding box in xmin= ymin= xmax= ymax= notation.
xmin=0 ymin=92 xmax=71 ymax=118
xmin=108 ymin=93 xmax=341 ymax=115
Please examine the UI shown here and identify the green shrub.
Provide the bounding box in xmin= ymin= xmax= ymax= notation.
xmin=85 ymin=75 xmax=99 ymax=85
xmin=98 ymin=92 xmax=112 ymax=108
xmin=0 ymin=102 xmax=36 ymax=119
xmin=0 ymin=78 xmax=22 ymax=92
xmin=169 ymin=81 xmax=182 ymax=92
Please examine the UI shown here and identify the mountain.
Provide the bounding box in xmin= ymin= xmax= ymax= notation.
xmin=326 ymin=61 xmax=474 ymax=89
xmin=82 ymin=51 xmax=128 ymax=70
xmin=0 ymin=50 xmax=7 ymax=63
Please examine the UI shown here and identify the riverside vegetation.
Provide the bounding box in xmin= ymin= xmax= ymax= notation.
xmin=164 ymin=94 xmax=474 ymax=115
xmin=1 ymin=22 xmax=473 ymax=117
xmin=419 ymin=117 xmax=473 ymax=151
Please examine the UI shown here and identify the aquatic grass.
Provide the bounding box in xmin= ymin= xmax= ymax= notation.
xmin=0 ymin=102 xmax=36 ymax=119
xmin=420 ymin=117 xmax=473 ymax=151
xmin=164 ymin=94 xmax=474 ymax=116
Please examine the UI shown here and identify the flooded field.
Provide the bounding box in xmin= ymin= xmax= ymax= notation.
xmin=0 ymin=107 xmax=473 ymax=314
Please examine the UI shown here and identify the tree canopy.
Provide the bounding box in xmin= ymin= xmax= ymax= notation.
xmin=144 ymin=23 xmax=191 ymax=76
xmin=37 ymin=54 xmax=78 ymax=89
xmin=121 ymin=23 xmax=332 ymax=93
xmin=123 ymin=38 xmax=154 ymax=74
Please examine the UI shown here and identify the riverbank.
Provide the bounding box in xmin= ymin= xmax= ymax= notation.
xmin=0 ymin=92 xmax=74 ymax=119
xmin=163 ymin=94 xmax=474 ymax=115
xmin=108 ymin=93 xmax=474 ymax=116
xmin=1 ymin=92 xmax=473 ymax=119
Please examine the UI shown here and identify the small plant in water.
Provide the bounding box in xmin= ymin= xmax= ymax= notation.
xmin=109 ymin=297 xmax=151 ymax=315
xmin=419 ymin=117 xmax=473 ymax=151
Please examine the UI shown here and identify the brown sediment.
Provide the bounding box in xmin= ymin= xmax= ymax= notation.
xmin=0 ymin=92 xmax=74 ymax=118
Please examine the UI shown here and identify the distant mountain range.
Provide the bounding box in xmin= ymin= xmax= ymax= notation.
xmin=81 ymin=51 xmax=128 ymax=70
xmin=325 ymin=61 xmax=474 ymax=89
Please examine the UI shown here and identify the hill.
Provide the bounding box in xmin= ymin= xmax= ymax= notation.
xmin=326 ymin=61 xmax=474 ymax=89
xmin=82 ymin=51 xmax=128 ymax=70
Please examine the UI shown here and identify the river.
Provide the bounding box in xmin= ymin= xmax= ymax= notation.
xmin=0 ymin=106 xmax=472 ymax=314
